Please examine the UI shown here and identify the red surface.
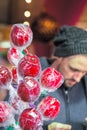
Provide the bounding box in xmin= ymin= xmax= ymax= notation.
xmin=10 ymin=24 xmax=33 ymax=48
xmin=18 ymin=53 xmax=41 ymax=78
xmin=0 ymin=66 xmax=12 ymax=88
xmin=19 ymin=108 xmax=43 ymax=130
xmin=44 ymin=0 xmax=87 ymax=25
xmin=38 ymin=96 xmax=60 ymax=120
xmin=40 ymin=67 xmax=63 ymax=92
xmin=17 ymin=77 xmax=41 ymax=102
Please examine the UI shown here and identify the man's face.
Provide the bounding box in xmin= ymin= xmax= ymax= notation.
xmin=54 ymin=55 xmax=87 ymax=88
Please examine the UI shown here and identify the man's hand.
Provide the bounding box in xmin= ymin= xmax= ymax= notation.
xmin=48 ymin=122 xmax=72 ymax=130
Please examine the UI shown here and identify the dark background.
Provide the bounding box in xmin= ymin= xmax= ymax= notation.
xmin=0 ymin=0 xmax=87 ymax=29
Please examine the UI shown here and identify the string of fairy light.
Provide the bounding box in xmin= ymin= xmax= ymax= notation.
xmin=23 ymin=0 xmax=32 ymax=25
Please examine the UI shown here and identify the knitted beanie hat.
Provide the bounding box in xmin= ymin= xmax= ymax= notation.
xmin=54 ymin=25 xmax=87 ymax=57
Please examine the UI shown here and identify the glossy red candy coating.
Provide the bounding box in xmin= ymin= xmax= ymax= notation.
xmin=17 ymin=77 xmax=41 ymax=102
xmin=37 ymin=96 xmax=60 ymax=120
xmin=40 ymin=67 xmax=64 ymax=92
xmin=0 ymin=102 xmax=12 ymax=123
xmin=11 ymin=66 xmax=18 ymax=84
xmin=0 ymin=66 xmax=12 ymax=88
xmin=18 ymin=54 xmax=41 ymax=78
xmin=10 ymin=24 xmax=33 ymax=48
xmin=19 ymin=108 xmax=43 ymax=130
xmin=7 ymin=47 xmax=22 ymax=66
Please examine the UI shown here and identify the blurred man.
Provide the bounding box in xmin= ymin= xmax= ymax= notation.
xmin=39 ymin=26 xmax=87 ymax=130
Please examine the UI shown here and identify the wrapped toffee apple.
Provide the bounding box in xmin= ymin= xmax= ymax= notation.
xmin=9 ymin=86 xmax=29 ymax=115
xmin=7 ymin=47 xmax=23 ymax=66
xmin=40 ymin=67 xmax=64 ymax=92
xmin=10 ymin=24 xmax=33 ymax=50
xmin=17 ymin=77 xmax=41 ymax=103
xmin=19 ymin=108 xmax=43 ymax=130
xmin=37 ymin=96 xmax=60 ymax=121
xmin=0 ymin=66 xmax=12 ymax=90
xmin=0 ymin=101 xmax=15 ymax=128
xmin=18 ymin=53 xmax=41 ymax=78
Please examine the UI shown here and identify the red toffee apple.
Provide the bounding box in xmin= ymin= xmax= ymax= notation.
xmin=40 ymin=67 xmax=64 ymax=92
xmin=10 ymin=24 xmax=33 ymax=48
xmin=17 ymin=77 xmax=41 ymax=103
xmin=19 ymin=108 xmax=43 ymax=130
xmin=11 ymin=66 xmax=18 ymax=84
xmin=18 ymin=54 xmax=41 ymax=78
xmin=0 ymin=102 xmax=12 ymax=123
xmin=0 ymin=66 xmax=12 ymax=89
xmin=37 ymin=96 xmax=60 ymax=120
xmin=7 ymin=47 xmax=23 ymax=66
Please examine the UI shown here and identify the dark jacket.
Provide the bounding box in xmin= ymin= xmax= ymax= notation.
xmin=39 ymin=57 xmax=87 ymax=130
